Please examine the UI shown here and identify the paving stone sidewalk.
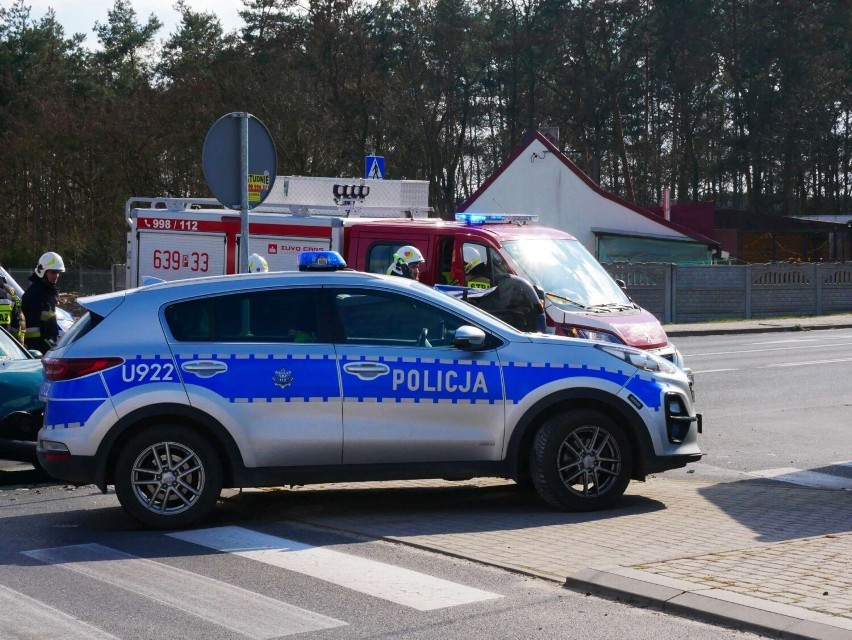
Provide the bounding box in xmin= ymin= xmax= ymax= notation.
xmin=663 ymin=313 xmax=852 ymax=337
xmin=236 ymin=475 xmax=852 ymax=640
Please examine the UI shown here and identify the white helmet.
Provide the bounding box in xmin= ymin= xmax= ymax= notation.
xmin=247 ymin=253 xmax=269 ymax=273
xmin=387 ymin=245 xmax=424 ymax=277
xmin=463 ymin=246 xmax=483 ymax=273
xmin=35 ymin=251 xmax=65 ymax=278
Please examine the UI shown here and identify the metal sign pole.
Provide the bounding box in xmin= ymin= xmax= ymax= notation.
xmin=239 ymin=113 xmax=250 ymax=273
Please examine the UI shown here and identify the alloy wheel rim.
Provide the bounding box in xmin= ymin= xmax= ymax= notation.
xmin=556 ymin=426 xmax=622 ymax=497
xmin=130 ymin=441 xmax=206 ymax=514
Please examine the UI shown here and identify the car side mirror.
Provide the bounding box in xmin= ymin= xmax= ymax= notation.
xmin=532 ymin=283 xmax=545 ymax=301
xmin=29 ymin=350 xmax=43 ymax=359
xmin=453 ymin=325 xmax=486 ymax=349
xmin=615 ymin=279 xmax=627 ymax=291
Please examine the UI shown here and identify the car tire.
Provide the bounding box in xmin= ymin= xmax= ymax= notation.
xmin=530 ymin=409 xmax=632 ymax=511
xmin=114 ymin=425 xmax=222 ymax=529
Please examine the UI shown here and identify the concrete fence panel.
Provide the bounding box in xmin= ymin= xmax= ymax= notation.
xmin=820 ymin=263 xmax=852 ymax=314
xmin=749 ymin=264 xmax=816 ymax=318
xmin=673 ymin=265 xmax=748 ymax=323
xmin=603 ymin=262 xmax=852 ymax=324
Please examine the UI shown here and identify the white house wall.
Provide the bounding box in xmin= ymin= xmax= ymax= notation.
xmin=464 ymin=139 xmax=692 ymax=253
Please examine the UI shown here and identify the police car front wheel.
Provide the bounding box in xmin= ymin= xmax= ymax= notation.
xmin=530 ymin=409 xmax=632 ymax=511
xmin=114 ymin=425 xmax=223 ymax=529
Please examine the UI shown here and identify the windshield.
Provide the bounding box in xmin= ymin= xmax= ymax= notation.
xmin=501 ymin=237 xmax=632 ymax=308
xmin=0 ymin=327 xmax=31 ymax=360
xmin=0 ymin=266 xmax=23 ymax=297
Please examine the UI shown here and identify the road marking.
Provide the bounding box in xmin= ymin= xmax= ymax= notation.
xmin=748 ymin=465 xmax=852 ymax=491
xmin=22 ymin=543 xmax=345 ymax=639
xmin=750 ymin=338 xmax=821 ymax=344
xmin=763 ymin=357 xmax=852 ymax=368
xmin=170 ymin=526 xmax=503 ymax=611
xmin=693 ymin=357 xmax=852 ymax=372
xmin=683 ymin=341 xmax=852 ymax=357
xmin=0 ymin=584 xmax=119 ymax=640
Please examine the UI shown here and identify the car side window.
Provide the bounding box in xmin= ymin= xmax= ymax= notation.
xmin=165 ymin=289 xmax=321 ymax=343
xmin=462 ymin=243 xmax=513 ymax=290
xmin=166 ymin=298 xmax=212 ymax=341
xmin=332 ymin=289 xmax=465 ymax=347
xmin=366 ymin=243 xmax=404 ymax=275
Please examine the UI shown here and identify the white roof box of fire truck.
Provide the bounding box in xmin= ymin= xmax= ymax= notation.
xmin=255 ymin=176 xmax=430 ymax=218
xmin=127 ymin=176 xmax=432 ymax=219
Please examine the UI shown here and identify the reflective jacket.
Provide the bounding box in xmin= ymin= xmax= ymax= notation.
xmin=0 ymin=284 xmax=25 ymax=343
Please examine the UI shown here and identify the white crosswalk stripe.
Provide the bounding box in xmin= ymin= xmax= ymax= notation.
xmin=170 ymin=526 xmax=503 ymax=611
xmin=748 ymin=461 xmax=852 ymax=490
xmin=22 ymin=543 xmax=346 ymax=639
xmin=0 ymin=584 xmax=120 ymax=640
xmin=14 ymin=526 xmax=503 ymax=640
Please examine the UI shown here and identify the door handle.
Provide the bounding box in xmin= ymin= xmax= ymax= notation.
xmin=342 ymin=362 xmax=390 ymax=381
xmin=181 ymin=360 xmax=229 ymax=378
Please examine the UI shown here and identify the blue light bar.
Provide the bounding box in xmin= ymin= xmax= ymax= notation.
xmin=455 ymin=213 xmax=488 ymax=225
xmin=298 ymin=250 xmax=347 ymax=271
xmin=454 ymin=212 xmax=539 ymax=225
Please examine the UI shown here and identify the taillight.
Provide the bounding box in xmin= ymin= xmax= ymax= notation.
xmin=42 ymin=357 xmax=124 ymax=381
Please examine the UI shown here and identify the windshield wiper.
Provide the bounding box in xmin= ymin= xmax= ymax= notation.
xmin=544 ymin=292 xmax=589 ymax=309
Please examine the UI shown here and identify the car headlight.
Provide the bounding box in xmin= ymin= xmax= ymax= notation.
xmin=562 ymin=325 xmax=623 ymax=344
xmin=595 ymin=344 xmax=678 ymax=375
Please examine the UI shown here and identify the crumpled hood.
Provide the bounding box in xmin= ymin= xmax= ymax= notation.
xmin=544 ymin=303 xmax=669 ymax=349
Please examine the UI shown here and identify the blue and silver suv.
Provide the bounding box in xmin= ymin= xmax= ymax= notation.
xmin=38 ymin=265 xmax=701 ymax=528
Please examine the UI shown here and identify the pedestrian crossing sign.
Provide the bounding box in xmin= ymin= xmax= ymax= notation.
xmin=365 ymin=155 xmax=385 ymax=180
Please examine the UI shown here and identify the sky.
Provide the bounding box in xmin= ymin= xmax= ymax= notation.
xmin=25 ymin=0 xmax=247 ymax=49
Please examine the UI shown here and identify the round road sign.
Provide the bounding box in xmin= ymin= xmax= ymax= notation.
xmin=202 ymin=113 xmax=277 ymax=209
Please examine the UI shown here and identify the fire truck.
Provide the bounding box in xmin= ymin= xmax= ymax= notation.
xmin=125 ymin=176 xmax=686 ymax=367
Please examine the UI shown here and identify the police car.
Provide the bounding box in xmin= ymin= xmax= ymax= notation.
xmin=37 ymin=251 xmax=701 ymax=528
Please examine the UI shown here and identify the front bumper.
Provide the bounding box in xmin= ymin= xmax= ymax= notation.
xmin=644 ymin=452 xmax=703 ymax=474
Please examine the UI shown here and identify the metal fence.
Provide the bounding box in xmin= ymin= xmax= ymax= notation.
xmin=13 ymin=263 xmax=852 ymax=324
xmin=8 ymin=266 xmax=123 ymax=297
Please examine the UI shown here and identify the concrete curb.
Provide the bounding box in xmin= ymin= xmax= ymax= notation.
xmin=564 ymin=567 xmax=852 ymax=640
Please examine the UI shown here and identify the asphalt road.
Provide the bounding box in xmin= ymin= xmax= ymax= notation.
xmin=665 ymin=328 xmax=852 ymax=485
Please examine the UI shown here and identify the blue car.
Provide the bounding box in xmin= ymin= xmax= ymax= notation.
xmin=0 ymin=325 xmax=45 ymax=465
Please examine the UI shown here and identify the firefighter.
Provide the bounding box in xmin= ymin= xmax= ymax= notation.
xmin=463 ymin=246 xmax=491 ymax=289
xmin=0 ymin=275 xmax=25 ymax=343
xmin=22 ymin=251 xmax=65 ymax=353
xmin=386 ymin=245 xmax=425 ymax=281
xmin=248 ymin=253 xmax=269 ymax=273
